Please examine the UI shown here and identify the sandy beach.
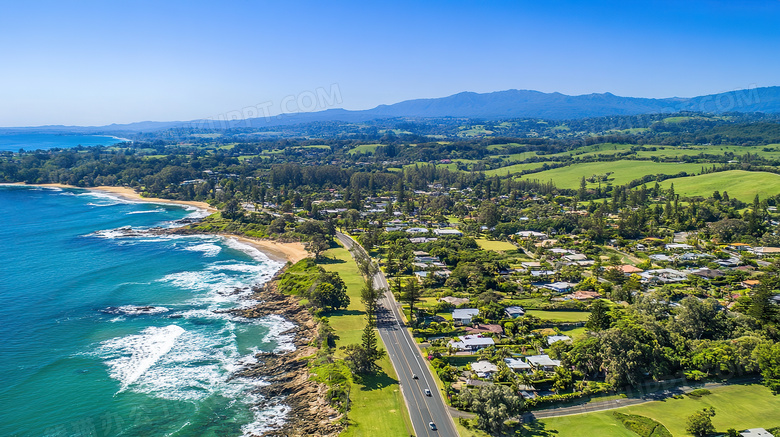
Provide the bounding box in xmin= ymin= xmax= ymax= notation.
xmin=7 ymin=182 xmax=310 ymax=265
xmin=232 ymin=236 xmax=310 ymax=264
xmin=26 ymin=183 xmax=219 ymax=213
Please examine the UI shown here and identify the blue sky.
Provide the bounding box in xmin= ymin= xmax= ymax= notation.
xmin=1 ymin=0 xmax=779 ymax=126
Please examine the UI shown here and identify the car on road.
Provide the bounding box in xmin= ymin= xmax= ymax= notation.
xmin=429 ymin=422 xmax=437 ymax=430
xmin=424 ymin=388 xmax=431 ymax=396
xmin=412 ymin=374 xmax=418 ymax=379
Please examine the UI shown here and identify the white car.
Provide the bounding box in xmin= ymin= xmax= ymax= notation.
xmin=424 ymin=388 xmax=432 ymax=396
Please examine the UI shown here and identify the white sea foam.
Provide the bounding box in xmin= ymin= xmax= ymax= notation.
xmin=242 ymin=403 xmax=291 ymax=437
xmin=259 ymin=315 xmax=297 ymax=353
xmin=126 ymin=208 xmax=166 ymax=215
xmin=184 ymin=243 xmax=222 ymax=257
xmin=99 ymin=325 xmax=186 ymax=391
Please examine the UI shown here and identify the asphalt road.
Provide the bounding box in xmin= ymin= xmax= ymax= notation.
xmin=336 ymin=233 xmax=459 ymax=437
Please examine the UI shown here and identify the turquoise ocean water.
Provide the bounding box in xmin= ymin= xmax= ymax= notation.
xmin=0 ymin=134 xmax=127 ymax=152
xmin=0 ymin=185 xmax=289 ymax=436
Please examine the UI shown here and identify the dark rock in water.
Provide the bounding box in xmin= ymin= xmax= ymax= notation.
xmin=101 ymin=305 xmax=169 ymax=315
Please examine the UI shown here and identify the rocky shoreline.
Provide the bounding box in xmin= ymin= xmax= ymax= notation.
xmin=231 ymin=271 xmax=344 ymax=437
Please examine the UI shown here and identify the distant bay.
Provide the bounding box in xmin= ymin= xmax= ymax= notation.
xmin=0 ymin=134 xmax=128 ymax=152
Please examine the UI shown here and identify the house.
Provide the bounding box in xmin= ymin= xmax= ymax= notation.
xmin=406 ymin=227 xmax=429 ymax=234
xmin=449 ymin=334 xmax=495 ymax=352
xmin=649 ymin=254 xmax=673 ymax=262
xmin=690 ymin=267 xmax=724 ymax=279
xmin=526 ymin=354 xmax=561 ymax=371
xmin=465 ymin=324 xmax=504 ymax=335
xmin=409 ymin=237 xmax=437 ymax=244
xmin=440 ymin=296 xmax=469 ymax=306
xmin=504 ymin=357 xmax=532 ymax=373
xmin=433 ymin=229 xmax=463 ymax=237
xmin=665 ymin=243 xmax=694 ymax=251
xmin=452 ymin=308 xmax=480 ymax=325
xmin=470 ymin=360 xmax=499 ymax=378
xmin=566 ymin=290 xmax=602 ymax=300
xmin=542 ymin=282 xmax=576 ymax=293
xmin=546 ymin=335 xmax=571 ymax=346
xmin=750 ymin=246 xmax=780 ymax=257
xmin=563 ymin=253 xmax=588 ymax=262
xmin=740 ymin=429 xmax=773 ymax=437
xmin=741 ymin=280 xmax=760 ymax=289
xmin=618 ymin=264 xmax=643 ymax=275
xmin=716 ymin=257 xmax=741 ymax=267
xmin=728 ymin=243 xmax=751 ymax=251
xmin=639 ymin=269 xmax=688 ymax=284
xmin=505 ymin=306 xmax=525 ymax=318
xmin=515 ymin=230 xmax=548 ymax=239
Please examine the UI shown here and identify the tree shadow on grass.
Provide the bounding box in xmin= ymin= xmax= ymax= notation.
xmin=517 ymin=420 xmax=559 ymax=437
xmin=317 ymin=256 xmax=347 ymax=264
xmin=328 ymin=309 xmax=364 ymax=317
xmin=357 ymin=369 xmax=398 ymax=391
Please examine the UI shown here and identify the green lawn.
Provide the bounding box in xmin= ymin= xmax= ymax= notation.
xmin=541 ymin=384 xmax=780 ymax=436
xmin=483 ymin=162 xmax=557 ymax=177
xmin=525 ymin=310 xmax=590 ymax=322
xmin=348 ymin=144 xmax=382 ymax=155
xmin=318 ymin=245 xmax=411 ymax=436
xmin=474 ymin=238 xmax=518 ymax=252
xmin=659 ymin=170 xmax=780 ymax=201
xmin=519 ymin=160 xmax=709 ymax=189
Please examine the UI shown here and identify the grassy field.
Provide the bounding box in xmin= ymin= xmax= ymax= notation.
xmin=483 ymin=162 xmax=557 ymax=177
xmin=474 ymin=238 xmax=518 ymax=252
xmin=519 ymin=160 xmax=709 ymax=189
xmin=659 ymin=170 xmax=780 ymax=201
xmin=525 ymin=310 xmax=590 ymax=322
xmin=318 ymin=245 xmax=411 ymax=437
xmin=541 ymin=384 xmax=780 ymax=436
xmin=348 ymin=144 xmax=382 ymax=155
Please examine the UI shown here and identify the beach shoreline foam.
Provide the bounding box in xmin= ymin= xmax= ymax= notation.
xmin=10 ymin=183 xmax=311 ymax=265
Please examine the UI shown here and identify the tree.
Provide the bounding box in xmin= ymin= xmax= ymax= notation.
xmin=458 ymin=384 xmax=523 ymax=434
xmin=310 ymin=281 xmax=350 ymax=311
xmin=343 ymin=344 xmax=372 ymax=375
xmin=361 ymin=322 xmax=385 ymax=365
xmin=402 ymin=278 xmax=423 ymax=327
xmin=749 ymin=283 xmax=778 ymax=323
xmin=586 ymin=299 xmax=612 ymax=331
xmin=686 ymin=407 xmax=716 ymax=436
xmin=307 ymin=234 xmax=331 ymax=260
xmin=670 ymin=296 xmax=724 ymax=340
xmin=754 ymin=342 xmax=780 ymax=395
xmin=477 ymin=200 xmax=500 ymax=228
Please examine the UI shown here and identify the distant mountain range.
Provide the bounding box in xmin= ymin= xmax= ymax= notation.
xmin=4 ymin=86 xmax=780 ymax=134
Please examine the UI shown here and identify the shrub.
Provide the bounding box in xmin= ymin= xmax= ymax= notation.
xmin=686 ymin=388 xmax=712 ymax=398
xmin=613 ymin=412 xmax=672 ymax=437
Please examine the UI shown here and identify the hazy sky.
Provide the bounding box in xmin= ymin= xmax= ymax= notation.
xmin=1 ymin=0 xmax=779 ymax=126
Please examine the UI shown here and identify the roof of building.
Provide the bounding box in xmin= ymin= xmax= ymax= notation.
xmin=465 ymin=324 xmax=504 ymax=335
xmin=504 ymin=358 xmax=532 ymax=370
xmin=547 ymin=335 xmax=572 ymax=345
xmin=452 ymin=308 xmax=480 ymax=319
xmin=619 ymin=264 xmax=643 ymax=274
xmin=526 ymin=354 xmax=561 ymax=367
xmin=471 ymin=360 xmax=499 ymax=373
xmin=440 ymin=296 xmax=470 ymax=306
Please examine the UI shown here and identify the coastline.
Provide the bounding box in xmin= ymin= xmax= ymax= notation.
xmin=235 ymin=272 xmax=344 ymax=437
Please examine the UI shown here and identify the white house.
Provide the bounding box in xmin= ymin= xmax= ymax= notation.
xmin=526 ymin=354 xmax=561 ymax=371
xmin=449 ymin=334 xmax=495 ymax=352
xmin=546 ymin=335 xmax=572 ymax=346
xmin=515 ymin=231 xmax=548 ymax=239
xmin=471 ymin=360 xmax=499 ymax=378
xmin=504 ymin=357 xmax=532 ymax=373
xmin=452 ymin=308 xmax=480 ymax=325
xmin=434 ymin=229 xmax=463 ymax=237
